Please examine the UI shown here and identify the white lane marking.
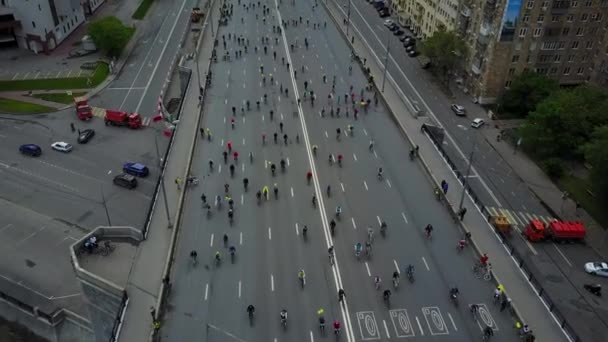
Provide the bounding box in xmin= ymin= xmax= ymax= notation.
xmin=242 ymin=137 xmax=246 ymax=145
xmin=204 ymin=283 xmax=209 ymax=301
xmin=422 ymin=257 xmax=430 ymax=271
xmin=373 ymin=150 xmax=378 ymax=158
xmin=415 ymin=316 xmax=424 ymax=335
xmin=271 ymin=274 xmax=275 ymax=291
xmin=401 ymin=212 xmax=408 ymax=224
xmin=295 ymin=223 xmax=299 ymax=235
xmin=386 ymin=179 xmax=392 ymax=188
xmin=268 ymin=227 xmax=272 ymax=240
xmin=351 ymin=217 xmax=357 ymax=229
xmin=0 ymin=224 xmax=14 ymax=232
xmin=309 ymin=331 xmax=314 ymax=342
xmin=383 ymin=320 xmax=390 ymax=339
xmin=325 ymin=131 xmax=328 ymax=138
xmin=353 ymin=153 xmax=357 ymax=161
xmin=363 ymin=181 xmax=368 ymax=190
xmin=242 ymin=163 xmax=245 ymax=172
xmin=553 ymin=244 xmax=573 ymax=267
xmin=364 ymin=262 xmax=371 ymax=276
xmin=291 ymin=187 xmax=295 ymax=197
xmin=241 ymin=194 xmax=244 ymax=205
xmin=448 ymin=313 xmax=457 ymax=331
xmin=393 ymin=260 xmax=400 ymax=274
xmin=287 ymin=157 xmax=291 ymax=166
xmin=238 ymin=281 xmax=242 ymax=298
xmin=376 ymin=216 xmax=381 ymax=226
xmin=341 ymin=182 xmax=345 ymax=192
xmin=218 ymin=165 xmax=222 ymax=173
xmin=239 ymin=232 xmax=243 ymax=245
xmin=363 ymin=128 xmax=368 ymax=136
xmin=210 ymin=233 xmax=214 ymax=247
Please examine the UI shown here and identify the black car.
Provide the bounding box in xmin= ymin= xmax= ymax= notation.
xmin=379 ymin=10 xmax=390 ymax=18
xmin=77 ymin=129 xmax=95 ymax=144
xmin=394 ymin=29 xmax=405 ymax=36
xmin=407 ymin=50 xmax=419 ymax=57
xmin=403 ymin=38 xmax=416 ymax=47
xmin=399 ymin=35 xmax=412 ymax=42
xmin=405 ymin=45 xmax=416 ymax=52
xmin=113 ymin=173 xmax=138 ymax=189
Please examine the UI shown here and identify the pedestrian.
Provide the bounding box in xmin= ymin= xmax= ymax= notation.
xmin=500 ymin=297 xmax=511 ymax=312
xmin=150 ymin=306 xmax=156 ymax=320
xmin=458 ymin=207 xmax=467 ymax=221
xmin=201 ymin=193 xmax=207 ymax=203
xmin=200 ymin=128 xmax=204 ymax=138
xmin=441 ymin=180 xmax=448 ymax=194
xmin=70 ymin=122 xmax=75 ymax=132
xmin=175 ymin=177 xmax=182 ymax=190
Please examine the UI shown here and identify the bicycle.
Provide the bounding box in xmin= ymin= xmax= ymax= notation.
xmin=473 ymin=262 xmax=492 ymax=281
xmin=100 ymin=241 xmax=116 ymax=256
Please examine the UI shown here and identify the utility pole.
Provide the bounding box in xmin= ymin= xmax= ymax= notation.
xmin=381 ymin=30 xmax=391 ymax=92
xmin=458 ymin=139 xmax=477 ymax=211
xmin=154 ymin=133 xmax=173 ymax=229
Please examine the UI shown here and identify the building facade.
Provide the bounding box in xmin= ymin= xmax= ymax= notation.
xmin=0 ymin=0 xmax=105 ymax=54
xmin=458 ymin=0 xmax=608 ymax=103
xmin=397 ymin=0 xmax=460 ymax=38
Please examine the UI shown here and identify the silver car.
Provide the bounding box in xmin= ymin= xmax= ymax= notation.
xmin=585 ymin=262 xmax=608 ymax=277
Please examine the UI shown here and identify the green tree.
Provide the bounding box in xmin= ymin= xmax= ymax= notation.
xmin=419 ymin=29 xmax=466 ymax=87
xmin=88 ymin=16 xmax=134 ymax=57
xmin=519 ymin=86 xmax=608 ymax=159
xmin=584 ymin=125 xmax=608 ymax=200
xmin=498 ymin=72 xmax=559 ymax=117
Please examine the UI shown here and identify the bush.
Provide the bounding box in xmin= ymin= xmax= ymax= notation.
xmin=133 ymin=0 xmax=154 ymax=20
xmin=88 ymin=16 xmax=134 ymax=57
xmin=542 ymin=158 xmax=565 ymax=179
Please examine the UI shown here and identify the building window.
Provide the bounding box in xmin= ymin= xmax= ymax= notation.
xmin=527 ymin=0 xmax=535 ymax=9
xmin=552 ymin=15 xmax=560 ymax=22
xmin=554 ymin=54 xmax=562 ymax=62
xmin=562 ymin=27 xmax=570 ymax=35
xmin=585 ymin=0 xmax=593 ymax=6
xmin=542 ymin=0 xmax=550 ymax=8
xmin=576 ymin=27 xmax=584 ymax=35
xmin=519 ymin=28 xmax=528 ymax=37
xmin=32 ymin=21 xmax=36 ymax=28
xmin=508 ymin=68 xmax=516 ymax=75
xmin=538 ymin=14 xmax=545 ymax=22
xmin=550 ymin=67 xmax=558 ymax=74
xmin=586 ymin=41 xmax=594 ymax=48
xmin=572 ymin=0 xmax=579 ymax=7
xmin=592 ymin=13 xmax=603 ymax=21
xmin=559 ymin=41 xmax=566 ymax=49
xmin=581 ymin=13 xmax=589 ymax=21
xmin=589 ymin=27 xmax=598 ymax=34
xmin=564 ymin=67 xmax=571 ymax=75
xmin=537 ymin=68 xmax=548 ymax=74
xmin=577 ymin=67 xmax=585 ymax=75
xmin=512 ymin=55 xmax=520 ymax=62
xmin=523 ymin=15 xmax=530 ymax=23
xmin=567 ymin=14 xmax=574 ymax=22
xmin=505 ymin=81 xmax=512 ymax=87
xmin=63 ymin=26 xmax=66 ymax=34
xmin=572 ymin=41 xmax=580 ymax=48
xmin=568 ymin=54 xmax=575 ymax=62
xmin=582 ymin=54 xmax=589 ymax=61
xmin=534 ymin=28 xmax=543 ymax=36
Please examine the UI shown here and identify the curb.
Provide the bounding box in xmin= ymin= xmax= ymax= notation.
xmin=321 ymin=0 xmax=525 ymax=330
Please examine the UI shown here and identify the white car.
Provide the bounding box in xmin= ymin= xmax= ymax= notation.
xmin=383 ymin=19 xmax=394 ymax=27
xmin=51 ymin=141 xmax=73 ymax=153
xmin=585 ymin=262 xmax=608 ymax=277
xmin=471 ymin=118 xmax=485 ymax=128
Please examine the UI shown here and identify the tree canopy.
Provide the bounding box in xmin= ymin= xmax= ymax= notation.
xmin=584 ymin=126 xmax=608 ymax=200
xmin=88 ymin=16 xmax=134 ymax=57
xmin=419 ymin=29 xmax=466 ymax=86
xmin=499 ymin=71 xmax=559 ymax=117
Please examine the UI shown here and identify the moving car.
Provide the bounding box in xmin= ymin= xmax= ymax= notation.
xmin=77 ymin=129 xmax=96 ymax=144
xmin=123 ymin=162 xmax=150 ymax=177
xmin=471 ymin=118 xmax=485 ymax=128
xmin=585 ymin=262 xmax=608 ymax=277
xmin=19 ymin=144 xmax=42 ymax=157
xmin=113 ymin=173 xmax=138 ymax=189
xmin=451 ymin=104 xmax=466 ymax=116
xmin=51 ymin=142 xmax=73 ymax=153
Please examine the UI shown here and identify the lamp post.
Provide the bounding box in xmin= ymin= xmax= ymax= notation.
xmin=154 ymin=132 xmax=173 ymax=229
xmin=381 ymin=29 xmax=391 ymax=92
xmin=458 ymin=139 xmax=477 ymax=211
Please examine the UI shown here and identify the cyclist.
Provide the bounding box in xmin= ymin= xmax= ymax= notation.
xmin=223 ymin=150 xmax=228 ymax=163
xmin=243 ymin=178 xmax=249 ymax=190
xmin=336 ymin=127 xmax=341 ymax=139
xmin=215 ymin=251 xmax=221 ymax=263
xmin=302 ymin=225 xmax=308 ymax=237
xmin=256 ymin=190 xmax=262 ymax=202
xmin=374 ymin=276 xmax=382 ymax=290
xmin=425 ymin=224 xmax=433 ymax=238
xmin=209 ymin=159 xmax=214 ymax=170
xmin=333 ymin=320 xmax=341 ymax=335
xmin=480 ymin=253 xmax=489 ymax=267
xmin=233 ymin=151 xmax=239 ymax=162
xmin=228 ymin=208 xmax=234 ymax=221
xmin=273 ymin=183 xmax=278 ymax=198
xmin=223 ymin=233 xmax=228 ymax=246
xmin=190 ymin=250 xmax=198 ymax=264
xmin=270 ymin=163 xmax=276 ymax=176
xmin=280 ymin=309 xmax=288 ymax=325
xmin=328 ymin=153 xmax=334 ymax=164
xmin=298 ymin=269 xmax=306 ymax=285
xmin=306 ymin=170 xmax=312 ymax=183
xmin=337 ymin=154 xmax=343 ymax=167
xmin=393 ymin=271 xmax=400 ymax=287
xmin=383 ymin=289 xmax=391 ymax=302
xmin=406 ymin=264 xmax=415 ymax=279
xmin=326 ymin=185 xmax=331 ymax=197
xmin=380 ymin=221 xmax=388 ymax=234
xmin=470 ymin=303 xmax=479 ymax=315
xmin=330 ymin=219 xmax=336 ymax=235
xmin=367 ymin=226 xmax=374 ymax=242
xmin=262 ymin=186 xmax=269 ymax=199
xmin=338 ymin=288 xmax=345 ymax=302
xmin=336 ymin=206 xmax=342 ymax=219
xmin=328 ymin=246 xmax=335 ymax=264
xmin=354 ymin=242 xmax=362 ymax=257
xmin=247 ymin=304 xmax=255 ymax=317
xmin=483 ymin=326 xmax=494 ymax=340
xmin=348 ymin=124 xmax=354 ymax=135
xmin=450 ymin=287 xmax=460 ymax=300
xmin=229 ymin=164 xmax=235 ymax=176
xmin=377 ymin=167 xmax=383 ymax=179
xmin=312 ymin=194 xmax=317 ymax=208
xmin=280 ymin=158 xmax=286 ymax=171
xmin=319 ymin=315 xmax=326 ymax=332
xmin=369 ymin=139 xmax=374 ymax=151
xmin=457 ymin=238 xmax=467 ymax=251
xmin=229 ymin=245 xmax=236 ymax=258
xmin=312 ymin=145 xmax=318 ymax=155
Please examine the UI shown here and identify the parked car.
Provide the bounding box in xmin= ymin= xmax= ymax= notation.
xmin=585 ymin=262 xmax=608 ymax=277
xmin=378 ymin=9 xmax=390 ymax=17
xmin=51 ymin=142 xmax=73 ymax=153
xmin=400 ymin=35 xmax=412 ymax=42
xmin=393 ymin=29 xmax=405 ymax=36
xmin=383 ymin=19 xmax=394 ymax=27
xmin=471 ymin=118 xmax=485 ymax=128
xmin=123 ymin=162 xmax=150 ymax=177
xmin=77 ymin=129 xmax=96 ymax=144
xmin=451 ymin=104 xmax=466 ymax=116
xmin=113 ymin=173 xmax=138 ymax=189
xmin=19 ymin=144 xmax=42 ymax=157
xmin=403 ymin=38 xmax=416 ymax=47
xmin=407 ymin=50 xmax=419 ymax=57
xmin=405 ymin=45 xmax=416 ymax=52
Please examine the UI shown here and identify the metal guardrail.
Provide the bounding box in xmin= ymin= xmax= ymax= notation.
xmin=109 ymin=291 xmax=129 ymax=342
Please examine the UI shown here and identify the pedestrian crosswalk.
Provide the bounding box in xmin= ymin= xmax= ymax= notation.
xmin=485 ymin=206 xmax=555 ymax=227
xmin=90 ymin=107 xmax=151 ymax=126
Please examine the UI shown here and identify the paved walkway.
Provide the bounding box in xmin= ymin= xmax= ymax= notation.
xmin=323 ymin=0 xmax=572 ymax=341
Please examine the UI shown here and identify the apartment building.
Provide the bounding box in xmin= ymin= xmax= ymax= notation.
xmin=458 ymin=0 xmax=608 ymax=103
xmin=0 ymin=0 xmax=105 ymax=54
xmin=397 ymin=0 xmax=460 ymax=38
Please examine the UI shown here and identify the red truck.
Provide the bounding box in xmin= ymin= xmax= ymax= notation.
xmin=74 ymin=97 xmax=93 ymax=120
xmin=104 ymin=110 xmax=142 ymax=129
xmin=524 ymin=219 xmax=586 ymax=243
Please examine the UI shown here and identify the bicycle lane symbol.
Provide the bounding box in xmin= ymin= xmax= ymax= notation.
xmin=356 ymin=311 xmax=381 ymax=340
xmin=421 ymin=306 xmax=449 ymax=335
xmin=389 ymin=309 xmax=415 ymax=337
xmin=476 ymin=304 xmax=499 ymax=331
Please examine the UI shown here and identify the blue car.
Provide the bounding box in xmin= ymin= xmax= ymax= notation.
xmin=19 ymin=144 xmax=42 ymax=157
xmin=123 ymin=162 xmax=149 ymax=177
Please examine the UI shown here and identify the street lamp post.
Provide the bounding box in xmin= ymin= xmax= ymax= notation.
xmin=154 ymin=133 xmax=173 ymax=229
xmin=381 ymin=29 xmax=391 ymax=92
xmin=458 ymin=139 xmax=477 ymax=211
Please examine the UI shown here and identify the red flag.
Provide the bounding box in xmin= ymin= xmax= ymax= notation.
xmin=153 ymin=96 xmax=164 ymax=122
xmin=163 ymin=129 xmax=172 ymax=137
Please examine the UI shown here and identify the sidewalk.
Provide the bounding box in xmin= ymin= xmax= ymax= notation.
xmin=323 ymin=1 xmax=571 ymax=341
xmin=116 ymin=0 xmax=214 ymax=340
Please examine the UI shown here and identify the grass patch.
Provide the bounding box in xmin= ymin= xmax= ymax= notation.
xmin=31 ymin=92 xmax=87 ymax=104
xmin=132 ymin=0 xmax=154 ymax=19
xmin=558 ymin=175 xmax=608 ymax=229
xmin=0 ymin=62 xmax=109 ymax=91
xmin=0 ymin=97 xmax=55 ymax=114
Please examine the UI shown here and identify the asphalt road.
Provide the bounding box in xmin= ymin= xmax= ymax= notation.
xmin=163 ymin=1 xmax=514 ymax=341
xmin=335 ymin=0 xmax=608 ymax=339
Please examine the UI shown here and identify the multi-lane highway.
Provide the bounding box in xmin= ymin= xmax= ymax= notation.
xmin=163 ymin=1 xmax=513 ymax=341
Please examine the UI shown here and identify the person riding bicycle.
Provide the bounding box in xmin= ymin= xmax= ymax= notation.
xmin=450 ymin=287 xmax=460 ymax=298
xmin=480 ymin=253 xmax=489 ymax=266
xmin=280 ymin=309 xmax=288 ymax=323
xmin=355 ymin=242 xmax=362 ymax=254
xmin=337 ymin=154 xmax=343 ymax=166
xmin=330 ymin=219 xmax=336 ymax=233
xmin=383 ymin=289 xmax=391 ymax=301
xmin=338 ymin=288 xmax=345 ymax=302
xmin=319 ymin=315 xmax=326 ymax=331
xmin=270 ymin=163 xmax=276 ymax=175
xmin=247 ymin=304 xmax=255 ymax=316
xmin=333 ymin=320 xmax=341 ymax=334
xmin=302 ymin=225 xmax=308 ymax=237
xmin=215 ymin=251 xmax=221 ymax=262
xmin=229 ymin=245 xmax=236 ymax=255
xmin=312 ymin=194 xmax=317 ymax=206
xmin=298 ymin=269 xmax=306 ymax=280
xmin=393 ymin=271 xmax=400 ymax=282
xmin=280 ymin=158 xmax=286 ymax=171
xmin=377 ymin=167 xmax=383 ymax=179
xmin=190 ymin=250 xmax=198 ymax=261
xmin=458 ymin=238 xmax=467 ymax=250
xmin=335 ymin=205 xmax=342 ymax=218
xmin=306 ymin=170 xmax=313 ymax=182
xmin=406 ymin=264 xmax=415 ymax=277
xmin=328 ymin=246 xmax=335 ymax=257
xmin=425 ymin=224 xmax=433 ymax=237
xmin=483 ymin=326 xmax=494 ymax=339
xmin=243 ymin=177 xmax=249 ymax=189
xmin=380 ymin=221 xmax=388 ymax=233
xmin=312 ymin=145 xmax=318 ymax=155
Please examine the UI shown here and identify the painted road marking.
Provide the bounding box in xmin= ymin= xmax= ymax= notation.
xmin=389 ymin=309 xmax=415 ymax=337
xmin=356 ymin=311 xmax=381 ymax=340
xmin=382 ymin=320 xmax=390 ymax=338
xmin=421 ymin=306 xmax=449 ymax=335
xmin=415 ymin=316 xmax=424 ymax=335
xmin=477 ymin=304 xmax=498 ymax=330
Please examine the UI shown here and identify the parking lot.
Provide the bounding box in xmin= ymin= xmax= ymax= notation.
xmin=0 ymin=68 xmax=95 ymax=81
